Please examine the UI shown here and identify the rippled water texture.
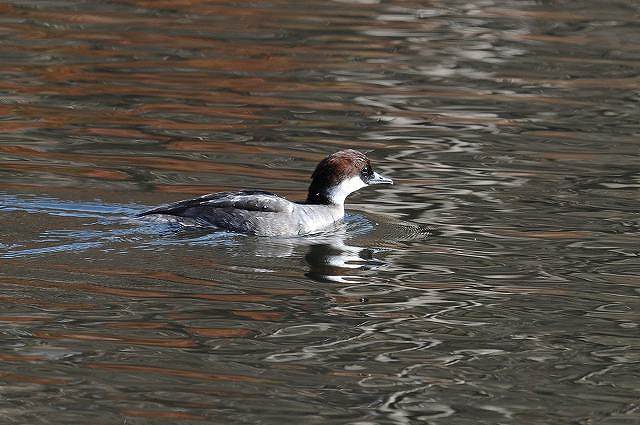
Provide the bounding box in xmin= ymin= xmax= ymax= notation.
xmin=1 ymin=0 xmax=639 ymax=423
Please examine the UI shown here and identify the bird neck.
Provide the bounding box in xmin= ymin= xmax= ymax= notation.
xmin=306 ymin=189 xmax=340 ymax=206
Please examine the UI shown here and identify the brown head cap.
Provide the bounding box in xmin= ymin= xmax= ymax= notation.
xmin=306 ymin=149 xmax=373 ymax=204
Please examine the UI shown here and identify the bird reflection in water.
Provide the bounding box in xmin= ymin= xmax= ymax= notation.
xmin=227 ymin=212 xmax=387 ymax=282
xmin=304 ymin=241 xmax=384 ymax=283
xmin=232 ymin=216 xmax=387 ymax=283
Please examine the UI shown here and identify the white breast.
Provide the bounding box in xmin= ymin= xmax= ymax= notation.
xmin=293 ymin=204 xmax=345 ymax=235
xmin=326 ymin=176 xmax=367 ymax=205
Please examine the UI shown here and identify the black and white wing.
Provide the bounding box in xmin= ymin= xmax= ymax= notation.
xmin=137 ymin=190 xmax=295 ymax=234
xmin=138 ymin=190 xmax=292 ymax=216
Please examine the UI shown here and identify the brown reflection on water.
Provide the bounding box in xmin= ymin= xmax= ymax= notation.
xmin=0 ymin=371 xmax=72 ymax=386
xmin=86 ymin=363 xmax=271 ymax=384
xmin=4 ymin=274 xmax=274 ymax=302
xmin=188 ymin=327 xmax=253 ymax=338
xmin=5 ymin=0 xmax=629 ymax=197
xmin=34 ymin=330 xmax=199 ymax=348
xmin=121 ymin=410 xmax=207 ymax=421
xmin=0 ymin=144 xmax=307 ymax=183
xmin=55 ymin=265 xmax=222 ymax=287
xmin=0 ymin=293 xmax=97 ymax=311
xmin=0 ymin=352 xmax=47 ymax=362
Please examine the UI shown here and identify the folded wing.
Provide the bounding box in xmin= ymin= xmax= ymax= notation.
xmin=137 ymin=190 xmax=295 ymax=234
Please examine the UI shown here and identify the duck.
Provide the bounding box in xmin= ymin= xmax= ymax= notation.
xmin=138 ymin=149 xmax=392 ymax=236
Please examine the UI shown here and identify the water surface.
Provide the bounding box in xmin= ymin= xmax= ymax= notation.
xmin=1 ymin=0 xmax=639 ymax=424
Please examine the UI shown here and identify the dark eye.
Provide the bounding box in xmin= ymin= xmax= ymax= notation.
xmin=360 ymin=165 xmax=372 ymax=180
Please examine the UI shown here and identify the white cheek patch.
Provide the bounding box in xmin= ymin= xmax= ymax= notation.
xmin=327 ymin=175 xmax=367 ymax=205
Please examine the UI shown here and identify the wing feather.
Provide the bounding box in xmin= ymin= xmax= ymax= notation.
xmin=138 ymin=190 xmax=292 ymax=217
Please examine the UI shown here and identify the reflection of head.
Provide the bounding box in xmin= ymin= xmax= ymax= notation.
xmin=304 ymin=241 xmax=382 ymax=283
